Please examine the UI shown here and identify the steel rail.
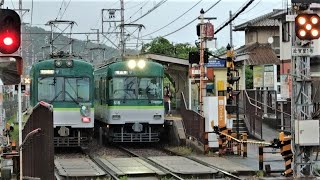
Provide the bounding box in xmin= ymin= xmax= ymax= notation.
xmin=117 ymin=146 xmax=184 ymax=180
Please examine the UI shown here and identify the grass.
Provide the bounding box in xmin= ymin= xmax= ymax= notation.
xmin=6 ymin=114 xmax=19 ymax=143
xmin=5 ymin=112 xmax=29 ymax=144
xmin=119 ymin=176 xmax=128 ymax=180
xmin=166 ymin=146 xmax=193 ymax=156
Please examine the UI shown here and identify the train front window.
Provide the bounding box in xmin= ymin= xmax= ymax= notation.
xmin=65 ymin=78 xmax=90 ymax=102
xmin=38 ymin=77 xmax=90 ymax=102
xmin=38 ymin=77 xmax=63 ymax=102
xmin=109 ymin=77 xmax=162 ymax=100
xmin=138 ymin=77 xmax=162 ymax=99
xmin=110 ymin=77 xmax=137 ymax=99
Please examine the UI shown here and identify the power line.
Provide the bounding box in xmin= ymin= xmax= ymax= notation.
xmin=215 ymin=0 xmax=255 ymax=35
xmin=59 ymin=0 xmax=72 ymax=20
xmin=142 ymin=0 xmax=203 ymax=37
xmin=153 ymin=0 xmax=222 ymax=39
xmin=130 ymin=0 xmax=168 ymax=23
xmin=126 ymin=1 xmax=150 ymax=23
xmin=30 ymin=0 xmax=34 ymax=27
xmin=55 ymin=0 xmax=65 ymax=20
xmin=126 ymin=0 xmax=148 ymax=10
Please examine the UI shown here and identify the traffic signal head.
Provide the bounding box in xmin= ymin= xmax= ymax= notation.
xmin=295 ymin=14 xmax=320 ymax=40
xmin=227 ymin=73 xmax=240 ymax=85
xmin=0 ymin=9 xmax=21 ymax=54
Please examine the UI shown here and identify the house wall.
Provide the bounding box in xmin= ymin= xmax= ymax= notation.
xmin=214 ymin=68 xmax=228 ymax=95
xmin=245 ymin=28 xmax=279 ymax=44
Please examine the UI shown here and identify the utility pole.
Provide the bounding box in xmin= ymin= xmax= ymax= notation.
xmin=290 ymin=2 xmax=320 ymax=176
xmin=120 ymin=0 xmax=125 ymax=58
xmin=18 ymin=1 xmax=23 ymax=179
xmin=101 ymin=1 xmax=143 ymax=59
xmin=229 ymin=10 xmax=233 ymax=47
xmin=199 ymin=9 xmax=205 ymax=116
xmin=46 ymin=20 xmax=76 ymax=55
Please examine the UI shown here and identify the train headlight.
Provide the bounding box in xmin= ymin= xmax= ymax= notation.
xmin=112 ymin=114 xmax=121 ymax=120
xmin=55 ymin=60 xmax=62 ymax=67
xmin=127 ymin=60 xmax=136 ymax=69
xmin=137 ymin=60 xmax=146 ymax=69
xmin=66 ymin=60 xmax=73 ymax=67
xmin=80 ymin=105 xmax=90 ymax=117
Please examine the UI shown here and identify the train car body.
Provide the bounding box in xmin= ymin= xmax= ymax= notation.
xmin=94 ymin=59 xmax=164 ymax=142
xmin=29 ymin=58 xmax=94 ymax=147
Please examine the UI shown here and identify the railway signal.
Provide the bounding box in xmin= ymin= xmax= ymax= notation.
xmin=295 ymin=13 xmax=320 ymax=40
xmin=225 ymin=44 xmax=240 ymax=114
xmin=0 ymin=9 xmax=21 ymax=54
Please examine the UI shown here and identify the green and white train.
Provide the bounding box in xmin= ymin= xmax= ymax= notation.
xmin=94 ymin=59 xmax=165 ymax=142
xmin=29 ymin=56 xmax=94 ymax=147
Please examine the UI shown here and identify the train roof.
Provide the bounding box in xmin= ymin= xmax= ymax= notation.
xmin=32 ymin=58 xmax=93 ymax=67
xmin=95 ymin=60 xmax=164 ymax=77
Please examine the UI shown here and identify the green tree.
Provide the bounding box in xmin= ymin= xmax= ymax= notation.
xmin=141 ymin=37 xmax=197 ymax=59
xmin=245 ymin=65 xmax=253 ymax=89
xmin=212 ymin=46 xmax=227 ymax=56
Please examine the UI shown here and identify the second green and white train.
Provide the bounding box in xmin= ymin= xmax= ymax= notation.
xmin=94 ymin=59 xmax=165 ymax=142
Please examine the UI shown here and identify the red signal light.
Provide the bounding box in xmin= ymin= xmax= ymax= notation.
xmin=3 ymin=36 xmax=13 ymax=46
xmin=0 ymin=9 xmax=21 ymax=54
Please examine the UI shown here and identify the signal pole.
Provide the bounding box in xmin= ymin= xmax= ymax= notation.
xmin=120 ymin=0 xmax=125 ymax=58
xmin=199 ymin=9 xmax=205 ymax=115
xmin=290 ymin=2 xmax=320 ymax=176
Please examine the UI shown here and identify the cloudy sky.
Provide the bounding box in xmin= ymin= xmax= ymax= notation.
xmin=3 ymin=0 xmax=288 ymax=50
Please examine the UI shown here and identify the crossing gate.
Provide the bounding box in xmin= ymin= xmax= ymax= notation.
xmin=22 ymin=101 xmax=54 ymax=180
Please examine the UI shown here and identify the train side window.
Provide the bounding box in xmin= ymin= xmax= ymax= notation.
xmin=105 ymin=77 xmax=108 ymax=100
xmin=99 ymin=77 xmax=103 ymax=101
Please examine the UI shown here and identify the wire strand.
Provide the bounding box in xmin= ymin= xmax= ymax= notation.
xmin=130 ymin=0 xmax=168 ymax=23
xmin=215 ymin=0 xmax=255 ymax=35
xmin=158 ymin=0 xmax=222 ymax=38
xmin=142 ymin=0 xmax=203 ymax=37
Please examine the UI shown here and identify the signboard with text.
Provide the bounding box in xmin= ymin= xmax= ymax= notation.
xmin=205 ymin=59 xmax=226 ymax=68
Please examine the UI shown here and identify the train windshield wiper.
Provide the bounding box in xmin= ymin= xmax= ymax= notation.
xmin=49 ymin=91 xmax=63 ymax=104
xmin=65 ymin=91 xmax=80 ymax=105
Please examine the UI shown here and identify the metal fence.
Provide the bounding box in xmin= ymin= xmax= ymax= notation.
xmin=22 ymin=102 xmax=54 ymax=180
xmin=240 ymin=89 xmax=278 ymax=139
xmin=180 ymin=92 xmax=205 ymax=145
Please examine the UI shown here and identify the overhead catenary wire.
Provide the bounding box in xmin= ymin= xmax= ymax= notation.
xmin=55 ymin=0 xmax=65 ymax=20
xmin=155 ymin=0 xmax=222 ymax=39
xmin=130 ymin=0 xmax=168 ymax=23
xmin=126 ymin=0 xmax=148 ymax=10
xmin=59 ymin=0 xmax=72 ymax=20
xmin=142 ymin=0 xmax=203 ymax=37
xmin=214 ymin=0 xmax=255 ymax=35
xmin=126 ymin=1 xmax=150 ymax=23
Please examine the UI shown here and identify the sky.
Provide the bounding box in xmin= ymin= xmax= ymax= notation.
xmin=2 ymin=0 xmax=288 ymax=51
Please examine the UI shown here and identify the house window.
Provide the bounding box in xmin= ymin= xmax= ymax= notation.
xmin=272 ymin=36 xmax=280 ymax=48
xmin=282 ymin=22 xmax=290 ymax=42
xmin=272 ymin=36 xmax=280 ymax=55
xmin=248 ymin=34 xmax=254 ymax=43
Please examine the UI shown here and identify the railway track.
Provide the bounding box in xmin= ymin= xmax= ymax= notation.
xmin=54 ymin=140 xmax=242 ymax=180
xmin=54 ymin=147 xmax=120 ymax=180
xmin=117 ymin=145 xmax=184 ymax=180
xmin=160 ymin=147 xmax=242 ymax=180
xmin=116 ymin=145 xmax=242 ymax=180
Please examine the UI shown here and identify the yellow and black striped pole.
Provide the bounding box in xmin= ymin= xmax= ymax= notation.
xmin=224 ymin=44 xmax=239 ymax=156
xmin=279 ymin=132 xmax=293 ymax=176
xmin=259 ymin=145 xmax=264 ymax=171
xmin=242 ymin=133 xmax=248 ymax=157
